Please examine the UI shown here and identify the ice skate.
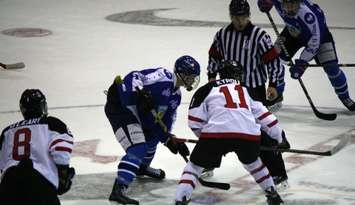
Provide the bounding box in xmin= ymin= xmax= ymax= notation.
xmin=341 ymin=98 xmax=355 ymax=111
xmin=136 ymin=166 xmax=165 ymax=179
xmin=175 ymin=196 xmax=190 ymax=205
xmin=265 ymin=187 xmax=284 ymax=205
xmin=109 ymin=181 xmax=139 ymax=205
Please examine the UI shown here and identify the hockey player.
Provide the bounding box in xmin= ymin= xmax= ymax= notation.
xmin=0 ymin=89 xmax=75 ymax=205
xmin=257 ymin=0 xmax=355 ymax=111
xmin=206 ymin=0 xmax=289 ymax=187
xmin=104 ymin=55 xmax=201 ymax=204
xmin=175 ymin=60 xmax=285 ymax=205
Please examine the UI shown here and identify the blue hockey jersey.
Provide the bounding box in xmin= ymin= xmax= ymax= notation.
xmin=117 ymin=67 xmax=181 ymax=142
xmin=272 ymin=0 xmax=329 ymax=62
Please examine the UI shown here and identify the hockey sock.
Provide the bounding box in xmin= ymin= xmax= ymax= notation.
xmin=323 ymin=62 xmax=350 ymax=100
xmin=116 ymin=144 xmax=147 ymax=185
xmin=243 ymin=157 xmax=275 ymax=191
xmin=140 ymin=140 xmax=158 ymax=167
xmin=175 ymin=162 xmax=204 ymax=202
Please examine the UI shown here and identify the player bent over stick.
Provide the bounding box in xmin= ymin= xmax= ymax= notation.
xmin=0 ymin=89 xmax=75 ymax=205
xmin=104 ymin=55 xmax=201 ymax=204
xmin=257 ymin=0 xmax=355 ymax=111
xmin=175 ymin=61 xmax=289 ymax=205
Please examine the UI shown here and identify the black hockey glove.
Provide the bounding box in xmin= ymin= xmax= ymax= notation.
xmin=136 ymin=87 xmax=155 ymax=113
xmin=57 ymin=165 xmax=75 ymax=195
xmin=165 ymin=136 xmax=190 ymax=156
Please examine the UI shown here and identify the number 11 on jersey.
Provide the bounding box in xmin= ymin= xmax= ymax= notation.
xmin=219 ymin=85 xmax=249 ymax=109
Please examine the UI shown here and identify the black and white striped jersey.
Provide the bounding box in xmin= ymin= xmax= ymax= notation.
xmin=207 ymin=22 xmax=285 ymax=89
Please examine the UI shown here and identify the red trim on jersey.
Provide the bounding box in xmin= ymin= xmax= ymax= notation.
xmin=200 ymin=132 xmax=261 ymax=141
xmin=262 ymin=47 xmax=279 ymax=63
xmin=188 ymin=115 xmax=204 ymax=123
xmin=250 ymin=164 xmax=266 ymax=175
xmin=267 ymin=120 xmax=278 ymax=128
xmin=256 ymin=174 xmax=271 ymax=183
xmin=258 ymin=112 xmax=272 ymax=120
xmin=50 ymin=139 xmax=73 ymax=148
xmin=179 ymin=179 xmax=195 ymax=189
xmin=209 ymin=45 xmax=223 ymax=60
xmin=55 ymin=146 xmax=72 ymax=153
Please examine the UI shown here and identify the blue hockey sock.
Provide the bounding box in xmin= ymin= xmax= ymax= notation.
xmin=140 ymin=140 xmax=158 ymax=167
xmin=116 ymin=143 xmax=147 ymax=186
xmin=323 ymin=62 xmax=350 ymax=100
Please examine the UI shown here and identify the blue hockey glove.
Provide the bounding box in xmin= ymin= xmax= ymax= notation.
xmin=136 ymin=88 xmax=155 ymax=113
xmin=257 ymin=0 xmax=273 ymax=13
xmin=289 ymin=59 xmax=308 ymax=79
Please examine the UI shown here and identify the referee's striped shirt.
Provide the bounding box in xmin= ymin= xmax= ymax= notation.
xmin=207 ymin=22 xmax=285 ymax=89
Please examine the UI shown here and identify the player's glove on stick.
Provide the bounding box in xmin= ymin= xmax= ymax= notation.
xmin=57 ymin=165 xmax=75 ymax=195
xmin=137 ymin=88 xmax=155 ymax=113
xmin=165 ymin=136 xmax=190 ymax=156
xmin=257 ymin=0 xmax=273 ymax=12
xmin=290 ymin=59 xmax=308 ymax=79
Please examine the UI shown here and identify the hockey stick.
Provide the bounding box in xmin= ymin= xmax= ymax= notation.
xmin=180 ymin=154 xmax=230 ymax=190
xmin=307 ymin=63 xmax=355 ymax=67
xmin=266 ymin=12 xmax=337 ymax=121
xmin=175 ymin=137 xmax=349 ymax=156
xmin=0 ymin=62 xmax=25 ymax=69
xmin=134 ymin=87 xmax=230 ymax=190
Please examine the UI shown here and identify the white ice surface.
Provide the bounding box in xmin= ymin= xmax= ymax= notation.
xmin=1 ymin=0 xmax=355 ymax=204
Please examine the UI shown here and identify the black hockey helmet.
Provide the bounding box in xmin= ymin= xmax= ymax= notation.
xmin=229 ymin=0 xmax=250 ymax=16
xmin=20 ymin=89 xmax=48 ymax=120
xmin=218 ymin=60 xmax=244 ymax=82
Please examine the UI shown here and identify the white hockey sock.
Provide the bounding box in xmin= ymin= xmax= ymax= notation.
xmin=243 ymin=157 xmax=275 ymax=191
xmin=175 ymin=162 xmax=203 ymax=201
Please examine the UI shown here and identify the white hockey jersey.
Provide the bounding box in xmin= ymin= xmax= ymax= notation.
xmin=0 ymin=116 xmax=73 ymax=188
xmin=188 ymin=79 xmax=282 ymax=143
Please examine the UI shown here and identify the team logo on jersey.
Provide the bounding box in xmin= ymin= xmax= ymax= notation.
xmin=163 ymin=69 xmax=173 ymax=79
xmin=169 ymin=99 xmax=179 ymax=110
xmin=243 ymin=39 xmax=249 ymax=50
xmin=162 ymin=88 xmax=171 ymax=97
xmin=304 ymin=13 xmax=315 ymax=24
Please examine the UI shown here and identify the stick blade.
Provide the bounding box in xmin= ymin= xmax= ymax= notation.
xmin=311 ymin=104 xmax=337 ymax=121
xmin=3 ymin=62 xmax=26 ymax=69
xmin=314 ymin=110 xmax=337 ymax=121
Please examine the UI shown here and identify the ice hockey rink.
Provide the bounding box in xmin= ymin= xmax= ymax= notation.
xmin=1 ymin=0 xmax=355 ymax=204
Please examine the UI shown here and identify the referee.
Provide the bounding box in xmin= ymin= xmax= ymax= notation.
xmin=207 ymin=0 xmax=288 ymax=186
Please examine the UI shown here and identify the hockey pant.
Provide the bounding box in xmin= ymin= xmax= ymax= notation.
xmin=0 ymin=159 xmax=60 ymax=205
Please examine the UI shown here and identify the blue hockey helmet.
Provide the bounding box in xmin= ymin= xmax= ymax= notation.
xmin=20 ymin=89 xmax=48 ymax=120
xmin=174 ymin=55 xmax=200 ymax=91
